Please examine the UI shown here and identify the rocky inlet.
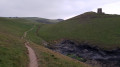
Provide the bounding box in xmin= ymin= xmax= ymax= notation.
xmin=49 ymin=40 xmax=120 ymax=67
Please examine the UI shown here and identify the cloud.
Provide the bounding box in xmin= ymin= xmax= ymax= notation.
xmin=0 ymin=0 xmax=119 ymax=19
xmin=99 ymin=2 xmax=120 ymax=14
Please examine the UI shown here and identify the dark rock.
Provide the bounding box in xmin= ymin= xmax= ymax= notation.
xmin=51 ymin=40 xmax=120 ymax=67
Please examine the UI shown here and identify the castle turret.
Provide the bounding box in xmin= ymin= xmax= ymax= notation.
xmin=97 ymin=8 xmax=102 ymax=14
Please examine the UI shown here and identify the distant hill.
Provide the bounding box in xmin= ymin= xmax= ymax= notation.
xmin=38 ymin=12 xmax=120 ymax=49
xmin=20 ymin=17 xmax=64 ymax=24
xmin=6 ymin=17 xmax=64 ymax=24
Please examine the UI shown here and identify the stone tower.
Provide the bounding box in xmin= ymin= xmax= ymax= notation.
xmin=97 ymin=8 xmax=102 ymax=14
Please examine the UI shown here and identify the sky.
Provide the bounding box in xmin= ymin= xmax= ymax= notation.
xmin=0 ymin=0 xmax=120 ymax=19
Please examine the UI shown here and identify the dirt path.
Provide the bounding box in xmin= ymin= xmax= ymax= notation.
xmin=22 ymin=25 xmax=38 ymax=67
xmin=25 ymin=42 xmax=38 ymax=67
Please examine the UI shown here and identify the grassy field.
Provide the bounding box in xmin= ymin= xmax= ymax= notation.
xmin=26 ymin=24 xmax=90 ymax=67
xmin=0 ymin=17 xmax=35 ymax=67
xmin=26 ymin=24 xmax=44 ymax=45
xmin=37 ymin=12 xmax=120 ymax=49
xmin=0 ymin=18 xmax=34 ymax=37
xmin=1 ymin=12 xmax=120 ymax=67
xmin=0 ymin=32 xmax=28 ymax=67
xmin=0 ymin=17 xmax=90 ymax=67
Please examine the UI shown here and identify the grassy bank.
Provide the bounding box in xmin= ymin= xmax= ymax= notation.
xmin=0 ymin=17 xmax=36 ymax=67
xmin=29 ymin=42 xmax=90 ymax=67
xmin=25 ymin=24 xmax=90 ymax=67
xmin=0 ymin=17 xmax=90 ymax=67
xmin=0 ymin=33 xmax=28 ymax=67
xmin=38 ymin=12 xmax=120 ymax=49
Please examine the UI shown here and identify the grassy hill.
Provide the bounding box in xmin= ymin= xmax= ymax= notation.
xmin=38 ymin=12 xmax=120 ymax=49
xmin=20 ymin=17 xmax=63 ymax=24
xmin=0 ymin=17 xmax=34 ymax=67
xmin=0 ymin=17 xmax=90 ymax=67
xmin=1 ymin=12 xmax=120 ymax=67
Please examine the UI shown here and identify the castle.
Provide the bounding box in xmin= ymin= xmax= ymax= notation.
xmin=97 ymin=8 xmax=103 ymax=14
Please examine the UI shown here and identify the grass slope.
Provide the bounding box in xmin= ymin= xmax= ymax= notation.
xmin=30 ymin=42 xmax=90 ymax=67
xmin=0 ymin=17 xmax=35 ymax=67
xmin=0 ymin=17 xmax=89 ymax=67
xmin=0 ymin=33 xmax=28 ymax=67
xmin=26 ymin=24 xmax=90 ymax=67
xmin=38 ymin=12 xmax=120 ymax=49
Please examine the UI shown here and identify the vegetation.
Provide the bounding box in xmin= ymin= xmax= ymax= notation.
xmin=0 ymin=17 xmax=35 ymax=67
xmin=67 ymin=54 xmax=86 ymax=62
xmin=1 ymin=12 xmax=120 ymax=67
xmin=30 ymin=42 xmax=90 ymax=67
xmin=26 ymin=23 xmax=90 ymax=67
xmin=0 ymin=33 xmax=28 ymax=67
xmin=26 ymin=24 xmax=44 ymax=45
xmin=22 ymin=17 xmax=63 ymax=24
xmin=37 ymin=12 xmax=120 ymax=49
xmin=0 ymin=17 xmax=90 ymax=67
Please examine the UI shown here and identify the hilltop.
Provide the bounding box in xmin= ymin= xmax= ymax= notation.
xmin=38 ymin=12 xmax=120 ymax=49
xmin=36 ymin=12 xmax=120 ymax=67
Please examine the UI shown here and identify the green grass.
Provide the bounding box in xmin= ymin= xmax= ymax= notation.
xmin=67 ymin=54 xmax=86 ymax=62
xmin=26 ymin=24 xmax=90 ymax=67
xmin=0 ymin=32 xmax=28 ymax=67
xmin=30 ymin=42 xmax=90 ymax=67
xmin=0 ymin=17 xmax=36 ymax=67
xmin=38 ymin=12 xmax=120 ymax=49
xmin=0 ymin=17 xmax=35 ymax=37
xmin=0 ymin=17 xmax=90 ymax=67
xmin=26 ymin=24 xmax=44 ymax=45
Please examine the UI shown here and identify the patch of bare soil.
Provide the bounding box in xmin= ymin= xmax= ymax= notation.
xmin=22 ymin=25 xmax=38 ymax=67
xmin=25 ymin=42 xmax=38 ymax=67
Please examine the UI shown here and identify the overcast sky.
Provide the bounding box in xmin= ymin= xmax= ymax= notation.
xmin=0 ymin=0 xmax=120 ymax=19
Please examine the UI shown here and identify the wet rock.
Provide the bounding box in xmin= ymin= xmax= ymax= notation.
xmin=51 ymin=40 xmax=120 ymax=67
